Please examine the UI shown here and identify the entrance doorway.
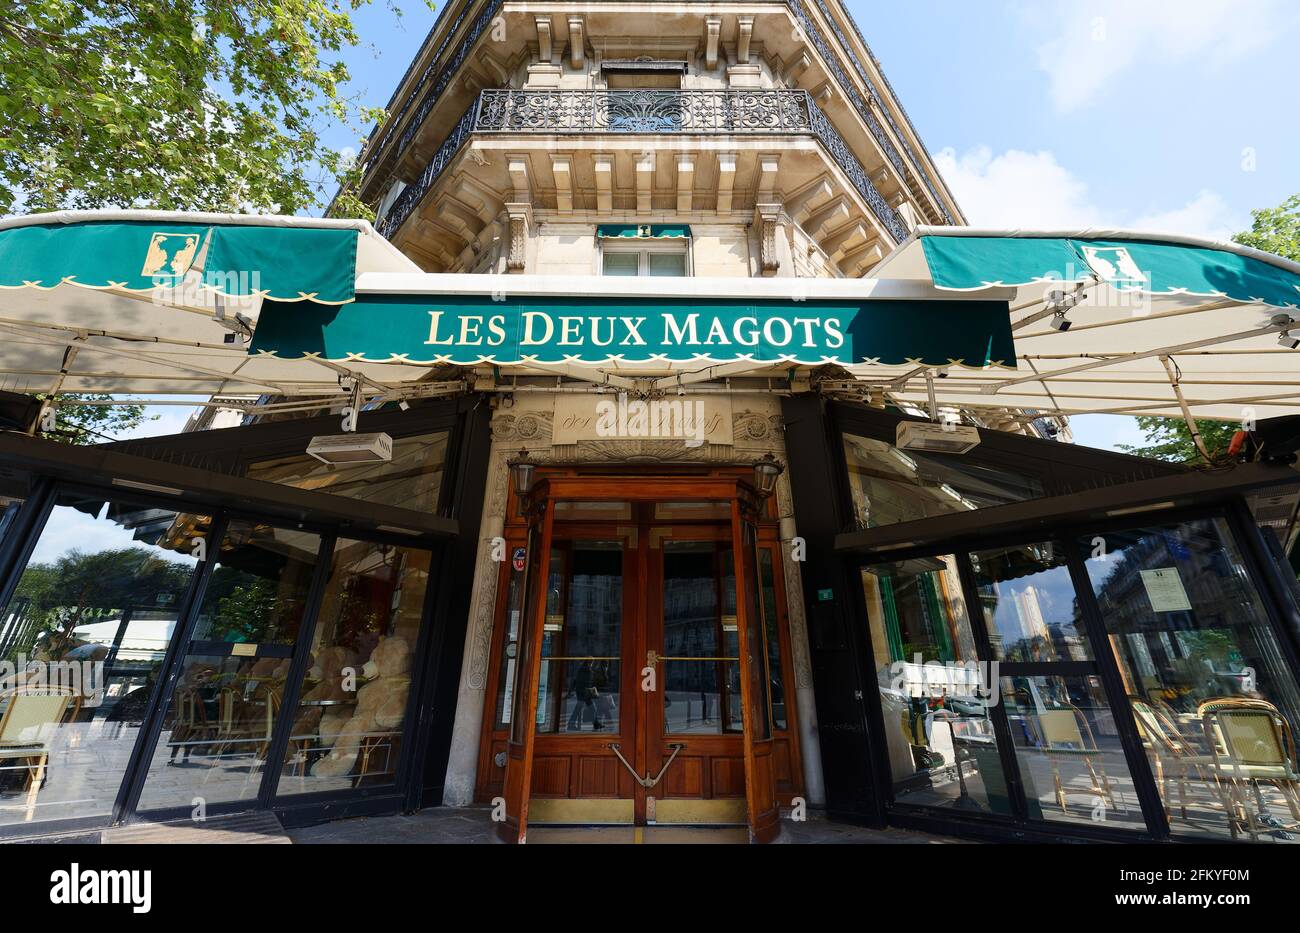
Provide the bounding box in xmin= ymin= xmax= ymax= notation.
xmin=482 ymin=471 xmax=798 ymax=843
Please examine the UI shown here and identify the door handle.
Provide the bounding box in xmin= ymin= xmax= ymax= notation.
xmin=606 ymin=742 xmax=685 ymax=788
xmin=646 ymin=650 xmax=660 ymax=667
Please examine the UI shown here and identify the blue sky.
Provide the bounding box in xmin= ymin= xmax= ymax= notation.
xmin=129 ymin=1 xmax=1299 ymax=450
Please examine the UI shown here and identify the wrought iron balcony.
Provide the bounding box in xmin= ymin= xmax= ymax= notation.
xmin=360 ymin=0 xmax=954 ymax=225
xmin=377 ymin=88 xmax=907 ymax=244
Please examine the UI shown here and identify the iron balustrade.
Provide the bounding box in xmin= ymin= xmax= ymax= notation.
xmin=799 ymin=0 xmax=956 ymax=224
xmin=376 ymin=88 xmax=907 ymax=243
xmin=358 ymin=0 xmax=954 ymax=227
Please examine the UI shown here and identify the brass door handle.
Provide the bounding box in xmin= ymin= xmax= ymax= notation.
xmin=646 ymin=650 xmax=660 ymax=667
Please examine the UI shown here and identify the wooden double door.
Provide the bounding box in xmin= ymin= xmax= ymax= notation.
xmin=497 ymin=476 xmax=783 ymax=843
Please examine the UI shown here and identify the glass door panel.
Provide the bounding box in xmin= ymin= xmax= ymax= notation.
xmin=136 ymin=520 xmax=322 ymax=813
xmin=999 ymin=673 xmax=1145 ymax=828
xmin=0 ymin=491 xmax=209 ymax=830
xmin=539 ymin=541 xmax=623 ymax=735
xmin=661 ymin=541 xmax=735 ymax=735
xmin=862 ymin=556 xmax=1011 ymax=815
xmin=1082 ymin=518 xmax=1300 ymax=842
xmin=971 ymin=542 xmax=1146 ymax=829
xmin=277 ymin=540 xmax=432 ymax=797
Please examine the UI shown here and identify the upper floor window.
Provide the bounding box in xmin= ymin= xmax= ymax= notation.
xmin=599 ymin=224 xmax=690 ymax=277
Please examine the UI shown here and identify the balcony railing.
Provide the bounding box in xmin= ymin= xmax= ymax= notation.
xmin=377 ymin=88 xmax=907 ymax=243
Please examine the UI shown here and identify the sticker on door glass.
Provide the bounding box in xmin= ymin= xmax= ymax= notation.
xmin=1139 ymin=568 xmax=1192 ymax=612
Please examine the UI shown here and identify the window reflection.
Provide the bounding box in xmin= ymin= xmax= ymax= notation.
xmin=0 ymin=493 xmax=208 ymax=828
xmin=1085 ymin=519 xmax=1300 ymax=842
xmin=136 ymin=521 xmax=321 ymax=812
xmin=538 ymin=542 xmax=622 ymax=735
xmin=246 ymin=431 xmax=448 ymax=514
xmin=190 ymin=521 xmax=320 ymax=646
xmin=971 ymin=543 xmax=1091 ymax=663
xmin=862 ymin=558 xmax=1010 ymax=814
xmin=1001 ymin=674 xmax=1145 ymax=827
xmin=842 ymin=432 xmax=1043 ymax=530
xmin=662 ymin=542 xmax=738 ymax=735
xmin=279 ymin=540 xmax=430 ymax=795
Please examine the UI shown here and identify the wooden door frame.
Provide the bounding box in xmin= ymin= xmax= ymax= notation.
xmin=482 ymin=467 xmax=799 ymax=841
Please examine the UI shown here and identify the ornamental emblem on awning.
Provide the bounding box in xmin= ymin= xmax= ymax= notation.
xmin=1081 ymin=245 xmax=1147 ymax=286
xmin=141 ymin=232 xmax=201 ymax=277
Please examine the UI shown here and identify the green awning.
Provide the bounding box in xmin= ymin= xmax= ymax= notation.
xmin=596 ymin=224 xmax=691 ymax=240
xmin=0 ymin=218 xmax=359 ymax=302
xmin=249 ymin=293 xmax=1014 ymax=367
xmin=919 ymin=234 xmax=1300 ymax=309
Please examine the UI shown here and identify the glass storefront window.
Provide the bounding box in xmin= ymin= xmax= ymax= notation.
xmin=246 ymin=430 xmax=448 ymax=514
xmin=135 ymin=521 xmax=322 ymax=812
xmin=1083 ymin=518 xmax=1300 ymax=842
xmin=842 ymin=432 xmax=1043 ymax=530
xmin=189 ymin=520 xmax=320 ymax=646
xmin=0 ymin=492 xmax=209 ymax=829
xmin=971 ymin=543 xmax=1091 ymax=663
xmin=862 ymin=557 xmax=1011 ymax=814
xmin=278 ymin=539 xmax=431 ymax=796
xmin=0 ymin=497 xmax=22 ymax=549
xmin=1000 ymin=673 xmax=1146 ymax=828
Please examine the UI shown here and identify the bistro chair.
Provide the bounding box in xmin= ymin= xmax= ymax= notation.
xmin=1198 ymin=697 xmax=1300 ymax=841
xmin=0 ymin=686 xmax=75 ymax=820
xmin=1034 ymin=705 xmax=1116 ymax=813
xmin=1128 ymin=696 xmax=1213 ymax=822
xmin=167 ymin=686 xmax=212 ymax=764
xmin=356 ymin=732 xmax=400 ymax=785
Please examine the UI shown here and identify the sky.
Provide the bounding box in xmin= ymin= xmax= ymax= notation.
xmin=117 ymin=0 xmax=1299 ymax=453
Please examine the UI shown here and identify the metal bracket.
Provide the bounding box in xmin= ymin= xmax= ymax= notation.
xmin=606 ymin=742 xmax=685 ymax=788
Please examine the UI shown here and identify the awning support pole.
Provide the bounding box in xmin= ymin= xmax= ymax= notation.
xmin=925 ymin=369 xmax=938 ymax=421
xmin=1160 ymin=355 xmax=1211 ymax=461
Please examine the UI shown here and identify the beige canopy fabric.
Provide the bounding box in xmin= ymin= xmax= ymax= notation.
xmin=0 ymin=210 xmax=429 ymax=398
xmin=0 ymin=214 xmax=1296 ymax=423
xmin=866 ymin=226 xmax=1300 ymax=422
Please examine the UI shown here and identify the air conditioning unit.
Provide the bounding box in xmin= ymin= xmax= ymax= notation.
xmin=306 ymin=431 xmax=394 ymax=465
xmin=895 ymin=421 xmax=981 ymax=455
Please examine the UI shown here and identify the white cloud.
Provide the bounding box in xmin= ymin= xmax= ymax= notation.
xmin=1029 ymin=0 xmax=1286 ymax=113
xmin=934 ymin=146 xmax=1106 ymax=228
xmin=936 ymin=146 xmax=1246 ymax=239
xmin=1130 ymin=190 xmax=1246 ymax=243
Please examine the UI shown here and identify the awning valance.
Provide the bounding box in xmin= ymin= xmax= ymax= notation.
xmin=249 ymin=292 xmax=1014 ymax=367
xmin=596 ymin=224 xmax=690 ymax=240
xmin=0 ymin=210 xmax=429 ymax=396
xmin=865 ymin=227 xmax=1300 ymax=421
xmin=918 ymin=234 xmax=1300 ymax=310
xmin=0 ymin=215 xmax=383 ymax=302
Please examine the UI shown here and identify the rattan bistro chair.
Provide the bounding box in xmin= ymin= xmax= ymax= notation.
xmin=0 ymin=686 xmax=76 ymax=819
xmin=1128 ymin=696 xmax=1214 ymax=821
xmin=1034 ymin=705 xmax=1116 ymax=813
xmin=1198 ymin=696 xmax=1300 ymax=840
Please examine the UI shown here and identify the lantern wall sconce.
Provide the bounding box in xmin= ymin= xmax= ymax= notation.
xmin=752 ymin=453 xmax=784 ymax=498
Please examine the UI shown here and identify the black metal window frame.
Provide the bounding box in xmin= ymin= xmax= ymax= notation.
xmin=0 ymin=478 xmax=451 ymax=837
xmin=0 ymin=396 xmax=494 ymax=834
xmin=842 ymin=494 xmax=1300 ymax=844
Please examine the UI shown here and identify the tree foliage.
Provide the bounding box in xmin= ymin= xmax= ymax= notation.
xmin=39 ymin=393 xmax=155 ymax=444
xmin=1115 ymin=195 xmax=1300 ymax=465
xmin=1116 ymin=417 xmax=1240 ymax=463
xmin=0 ymin=0 xmax=389 ymax=218
xmin=1233 ymin=193 xmax=1300 ymax=263
xmin=11 ymin=546 xmax=194 ymax=657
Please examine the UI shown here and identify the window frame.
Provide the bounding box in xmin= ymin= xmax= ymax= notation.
xmin=598 ymin=237 xmax=692 ymax=277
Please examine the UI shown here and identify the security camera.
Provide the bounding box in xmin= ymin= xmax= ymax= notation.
xmin=1048 ymin=312 xmax=1072 ymax=332
xmin=1279 ymin=331 xmax=1299 ymax=349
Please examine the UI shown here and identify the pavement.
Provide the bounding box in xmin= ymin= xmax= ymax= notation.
xmin=286 ymin=806 xmax=963 ymax=844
